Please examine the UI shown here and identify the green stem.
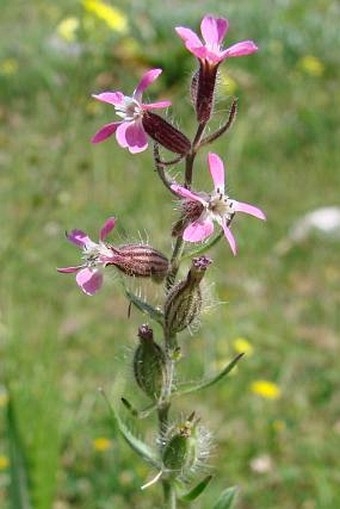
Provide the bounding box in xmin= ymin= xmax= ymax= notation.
xmin=158 ymin=121 xmax=208 ymax=509
xmin=162 ymin=480 xmax=177 ymax=509
xmin=184 ymin=122 xmax=206 ymax=188
xmin=166 ymin=237 xmax=184 ymax=290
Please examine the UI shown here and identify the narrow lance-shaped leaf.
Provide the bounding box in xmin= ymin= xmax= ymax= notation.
xmin=176 ymin=353 xmax=244 ymax=396
xmin=125 ymin=288 xmax=164 ymax=325
xmin=213 ymin=486 xmax=238 ymax=509
xmin=179 ymin=475 xmax=213 ymax=502
xmin=99 ymin=389 xmax=160 ymax=468
xmin=121 ymin=397 xmax=157 ymax=420
xmin=7 ymin=398 xmax=32 ymax=509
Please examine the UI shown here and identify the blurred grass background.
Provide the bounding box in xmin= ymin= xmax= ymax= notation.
xmin=0 ymin=0 xmax=339 ymax=508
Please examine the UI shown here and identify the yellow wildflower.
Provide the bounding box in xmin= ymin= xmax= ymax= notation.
xmin=83 ymin=0 xmax=128 ymax=34
xmin=92 ymin=437 xmax=112 ymax=452
xmin=251 ymin=380 xmax=281 ymax=400
xmin=0 ymin=455 xmax=9 ymax=470
xmin=57 ymin=17 xmax=80 ymax=42
xmin=299 ymin=55 xmax=324 ymax=77
xmin=232 ymin=337 xmax=254 ymax=356
xmin=0 ymin=58 xmax=18 ymax=76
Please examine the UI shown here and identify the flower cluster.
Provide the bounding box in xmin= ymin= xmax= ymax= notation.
xmin=59 ymin=15 xmax=265 ymax=295
xmin=58 ymin=13 xmax=266 ymax=507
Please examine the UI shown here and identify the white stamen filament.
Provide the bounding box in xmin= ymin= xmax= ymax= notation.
xmin=115 ymin=97 xmax=143 ymax=121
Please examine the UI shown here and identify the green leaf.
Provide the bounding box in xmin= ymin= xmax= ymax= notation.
xmin=179 ymin=475 xmax=213 ymax=502
xmin=7 ymin=398 xmax=32 ymax=509
xmin=213 ymin=486 xmax=238 ymax=509
xmin=121 ymin=397 xmax=157 ymax=419
xmin=125 ymin=288 xmax=164 ymax=325
xmin=100 ymin=389 xmax=160 ymax=468
xmin=176 ymin=353 xmax=244 ymax=396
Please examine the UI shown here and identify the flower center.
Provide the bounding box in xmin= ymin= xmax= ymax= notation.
xmin=208 ymin=193 xmax=235 ymax=221
xmin=115 ymin=96 xmax=143 ymax=121
xmin=82 ymin=242 xmax=115 ymax=267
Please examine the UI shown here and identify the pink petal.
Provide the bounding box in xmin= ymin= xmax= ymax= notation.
xmin=91 ymin=122 xmax=120 ymax=143
xmin=92 ymin=91 xmax=125 ymax=106
xmin=134 ymin=69 xmax=162 ymax=101
xmin=221 ymin=40 xmax=258 ymax=58
xmin=201 ymin=15 xmax=229 ymax=46
xmin=116 ymin=121 xmax=148 ymax=153
xmin=208 ymin=152 xmax=225 ymax=192
xmin=233 ymin=201 xmax=266 ymax=220
xmin=183 ymin=217 xmax=214 ymax=242
xmin=171 ymin=184 xmax=206 ymax=205
xmin=67 ymin=229 xmax=92 ymax=248
xmin=99 ymin=217 xmax=116 ymax=241
xmin=57 ymin=265 xmax=83 ymax=273
xmin=221 ymin=221 xmax=237 ymax=255
xmin=142 ymin=100 xmax=172 ymax=110
xmin=76 ymin=268 xmax=103 ymax=296
xmin=175 ymin=26 xmax=203 ymax=51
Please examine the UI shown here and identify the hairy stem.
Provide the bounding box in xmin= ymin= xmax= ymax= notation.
xmin=158 ymin=120 xmax=209 ymax=509
xmin=184 ymin=122 xmax=206 ymax=188
xmin=162 ymin=480 xmax=177 ymax=509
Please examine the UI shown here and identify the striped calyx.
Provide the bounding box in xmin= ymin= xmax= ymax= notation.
xmin=108 ymin=243 xmax=169 ymax=281
xmin=142 ymin=112 xmax=191 ymax=155
xmin=133 ymin=324 xmax=167 ymax=400
xmin=164 ymin=256 xmax=212 ymax=336
xmin=195 ymin=60 xmax=219 ymax=123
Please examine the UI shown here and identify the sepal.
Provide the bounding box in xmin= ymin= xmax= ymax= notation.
xmin=161 ymin=412 xmax=203 ymax=477
xmin=142 ymin=111 xmax=191 ymax=155
xmin=133 ymin=325 xmax=168 ymax=401
xmin=164 ymin=256 xmax=212 ymax=335
xmin=195 ymin=61 xmax=219 ymax=123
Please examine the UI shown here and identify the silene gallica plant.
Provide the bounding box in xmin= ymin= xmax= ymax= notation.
xmin=58 ymin=14 xmax=266 ymax=509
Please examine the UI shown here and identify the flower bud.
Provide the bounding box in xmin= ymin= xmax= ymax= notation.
xmin=162 ymin=412 xmax=210 ymax=478
xmin=109 ymin=243 xmax=169 ymax=281
xmin=195 ymin=61 xmax=219 ymax=123
xmin=133 ymin=325 xmax=167 ymax=400
xmin=164 ymin=256 xmax=212 ymax=335
xmin=142 ymin=112 xmax=191 ymax=155
xmin=172 ymin=199 xmax=205 ymax=237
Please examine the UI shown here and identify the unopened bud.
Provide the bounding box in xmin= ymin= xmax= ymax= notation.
xmin=133 ymin=325 xmax=167 ymax=400
xmin=195 ymin=61 xmax=219 ymax=123
xmin=109 ymin=244 xmax=169 ymax=281
xmin=164 ymin=256 xmax=212 ymax=335
xmin=172 ymin=199 xmax=205 ymax=237
xmin=162 ymin=412 xmax=210 ymax=478
xmin=142 ymin=112 xmax=191 ymax=155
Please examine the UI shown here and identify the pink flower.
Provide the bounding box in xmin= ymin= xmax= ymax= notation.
xmin=171 ymin=153 xmax=266 ymax=255
xmin=57 ymin=217 xmax=117 ymax=295
xmin=175 ymin=15 xmax=258 ymax=66
xmin=91 ymin=69 xmax=171 ymax=153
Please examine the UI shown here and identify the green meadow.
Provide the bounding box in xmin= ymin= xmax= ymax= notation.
xmin=1 ymin=0 xmax=339 ymax=508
